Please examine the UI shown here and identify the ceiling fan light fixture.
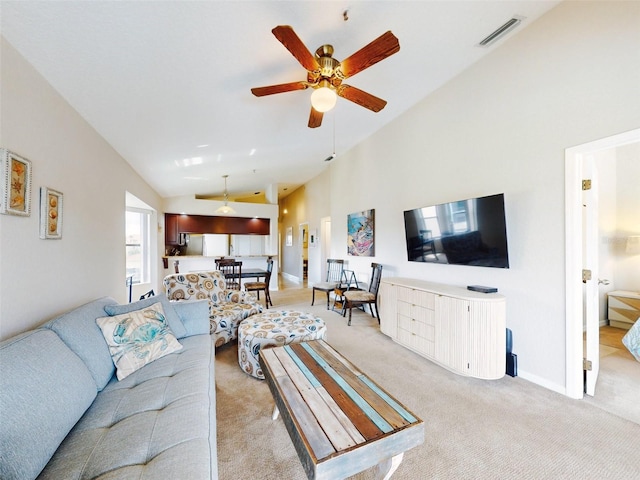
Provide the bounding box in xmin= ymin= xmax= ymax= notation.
xmin=311 ymin=83 xmax=337 ymax=113
xmin=215 ymin=174 xmax=236 ymax=215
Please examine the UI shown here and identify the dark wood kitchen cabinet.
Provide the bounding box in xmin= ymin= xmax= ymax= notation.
xmin=164 ymin=213 xmax=270 ymax=247
xmin=165 ymin=214 xmax=179 ymax=245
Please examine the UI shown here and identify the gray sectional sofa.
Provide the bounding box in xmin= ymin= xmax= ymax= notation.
xmin=0 ymin=295 xmax=217 ymax=480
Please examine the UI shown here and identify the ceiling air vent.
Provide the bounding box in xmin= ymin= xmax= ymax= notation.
xmin=478 ymin=15 xmax=525 ymax=47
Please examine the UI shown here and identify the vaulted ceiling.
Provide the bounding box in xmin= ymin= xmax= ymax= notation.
xmin=1 ymin=1 xmax=559 ymax=201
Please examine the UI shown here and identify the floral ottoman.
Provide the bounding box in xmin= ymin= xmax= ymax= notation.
xmin=238 ymin=310 xmax=327 ymax=379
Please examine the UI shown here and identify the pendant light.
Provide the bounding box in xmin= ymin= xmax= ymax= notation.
xmin=215 ymin=175 xmax=236 ymax=215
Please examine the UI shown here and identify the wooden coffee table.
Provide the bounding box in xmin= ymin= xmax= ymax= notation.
xmin=259 ymin=339 xmax=424 ymax=480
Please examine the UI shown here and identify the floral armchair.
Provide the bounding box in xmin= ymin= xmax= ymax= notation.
xmin=163 ymin=271 xmax=263 ymax=348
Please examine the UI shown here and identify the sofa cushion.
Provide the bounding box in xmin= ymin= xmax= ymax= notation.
xmin=44 ymin=296 xmax=118 ymax=391
xmin=96 ymin=302 xmax=183 ymax=381
xmin=104 ymin=294 xmax=188 ymax=339
xmin=0 ymin=329 xmax=97 ymax=480
xmin=172 ymin=299 xmax=210 ymax=336
xmin=37 ymin=334 xmax=217 ymax=479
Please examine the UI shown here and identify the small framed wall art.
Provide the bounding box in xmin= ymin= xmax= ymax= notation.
xmin=0 ymin=148 xmax=32 ymax=216
xmin=40 ymin=187 xmax=63 ymax=239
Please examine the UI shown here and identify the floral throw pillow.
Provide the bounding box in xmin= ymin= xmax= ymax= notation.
xmin=96 ymin=302 xmax=182 ymax=380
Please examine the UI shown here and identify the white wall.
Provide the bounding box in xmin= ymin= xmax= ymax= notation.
xmin=0 ymin=38 xmax=163 ymax=340
xmin=300 ymin=1 xmax=640 ymax=393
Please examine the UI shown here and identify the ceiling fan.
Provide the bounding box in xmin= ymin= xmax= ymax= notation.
xmin=251 ymin=25 xmax=400 ymax=128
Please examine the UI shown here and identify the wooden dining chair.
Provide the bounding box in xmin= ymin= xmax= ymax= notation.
xmin=217 ymin=259 xmax=242 ymax=290
xmin=214 ymin=257 xmax=228 ymax=268
xmin=244 ymin=258 xmax=274 ymax=308
xmin=343 ymin=263 xmax=383 ymax=326
xmin=311 ymin=259 xmax=344 ymax=309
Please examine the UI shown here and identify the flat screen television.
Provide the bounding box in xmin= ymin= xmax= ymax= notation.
xmin=403 ymin=193 xmax=509 ymax=268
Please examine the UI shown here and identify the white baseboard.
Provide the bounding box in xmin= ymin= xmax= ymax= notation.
xmin=281 ymin=272 xmax=301 ymax=283
xmin=517 ymin=369 xmax=568 ymax=396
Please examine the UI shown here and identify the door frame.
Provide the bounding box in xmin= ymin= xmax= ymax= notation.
xmin=565 ymin=128 xmax=640 ymax=399
xmin=299 ymin=222 xmax=308 ymax=281
xmin=582 ymin=155 xmax=600 ymax=396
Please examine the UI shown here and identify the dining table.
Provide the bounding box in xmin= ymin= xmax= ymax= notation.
xmin=236 ymin=268 xmax=267 ymax=282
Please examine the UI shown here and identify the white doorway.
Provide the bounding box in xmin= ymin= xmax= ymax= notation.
xmin=565 ymin=128 xmax=640 ymax=399
xmin=320 ymin=217 xmax=331 ymax=274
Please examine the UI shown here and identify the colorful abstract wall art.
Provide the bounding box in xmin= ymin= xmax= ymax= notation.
xmin=347 ymin=209 xmax=374 ymax=256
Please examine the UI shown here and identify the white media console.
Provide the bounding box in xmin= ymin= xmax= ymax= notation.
xmin=378 ymin=277 xmax=506 ymax=380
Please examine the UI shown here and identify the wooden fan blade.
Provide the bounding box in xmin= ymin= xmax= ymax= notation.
xmin=338 ymin=31 xmax=400 ymax=79
xmin=251 ymin=81 xmax=308 ymax=97
xmin=337 ymin=84 xmax=387 ymax=112
xmin=272 ymin=25 xmax=319 ymax=72
xmin=308 ymin=107 xmax=323 ymax=128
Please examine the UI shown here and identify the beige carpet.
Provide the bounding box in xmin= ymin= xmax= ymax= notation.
xmin=217 ymin=287 xmax=640 ymax=479
xmin=583 ymin=334 xmax=640 ymax=425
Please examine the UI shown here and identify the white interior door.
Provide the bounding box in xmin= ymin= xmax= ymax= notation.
xmin=583 ymin=156 xmax=600 ymax=396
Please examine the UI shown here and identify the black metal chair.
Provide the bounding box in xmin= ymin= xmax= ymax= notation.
xmin=343 ymin=263 xmax=383 ymax=326
xmin=244 ymin=258 xmax=274 ymax=308
xmin=332 ymin=269 xmax=359 ymax=315
xmin=139 ymin=290 xmax=155 ymax=300
xmin=311 ymin=259 xmax=344 ymax=309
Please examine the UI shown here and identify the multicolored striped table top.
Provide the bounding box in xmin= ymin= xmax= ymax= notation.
xmin=259 ymin=339 xmax=424 ymax=480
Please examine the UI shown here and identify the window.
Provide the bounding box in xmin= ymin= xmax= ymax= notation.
xmin=419 ymin=206 xmax=441 ymax=238
xmin=418 ymin=199 xmax=478 ymax=238
xmin=126 ymin=208 xmax=151 ymax=284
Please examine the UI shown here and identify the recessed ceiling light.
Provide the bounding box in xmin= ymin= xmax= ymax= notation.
xmin=249 ymin=148 xmax=256 ymax=156
xmin=197 ymin=144 xmax=209 ymax=148
xmin=177 ymin=156 xmax=202 ymax=167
